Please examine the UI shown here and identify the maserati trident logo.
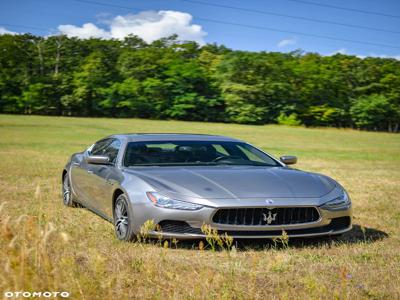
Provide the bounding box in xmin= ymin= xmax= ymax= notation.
xmin=265 ymin=199 xmax=274 ymax=204
xmin=263 ymin=210 xmax=277 ymax=225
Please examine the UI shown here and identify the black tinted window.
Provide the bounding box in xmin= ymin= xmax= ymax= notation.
xmin=103 ymin=140 xmax=121 ymax=163
xmin=124 ymin=141 xmax=280 ymax=167
xmin=91 ymin=139 xmax=112 ymax=155
xmin=91 ymin=139 xmax=121 ymax=163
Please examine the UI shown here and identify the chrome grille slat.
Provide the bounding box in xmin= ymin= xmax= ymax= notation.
xmin=305 ymin=208 xmax=308 ymax=223
xmin=232 ymin=209 xmax=238 ymax=224
xmin=251 ymin=208 xmax=255 ymax=226
xmin=297 ymin=208 xmax=301 ymax=224
xmin=213 ymin=207 xmax=319 ymax=226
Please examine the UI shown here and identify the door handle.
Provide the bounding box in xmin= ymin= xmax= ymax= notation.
xmin=72 ymin=162 xmax=80 ymax=166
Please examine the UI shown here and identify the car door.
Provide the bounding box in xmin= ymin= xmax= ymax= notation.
xmin=84 ymin=139 xmax=122 ymax=217
xmin=69 ymin=144 xmax=100 ymax=206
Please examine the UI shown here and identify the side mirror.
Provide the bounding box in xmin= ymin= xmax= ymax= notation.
xmin=85 ymin=155 xmax=110 ymax=165
xmin=280 ymin=155 xmax=297 ymax=165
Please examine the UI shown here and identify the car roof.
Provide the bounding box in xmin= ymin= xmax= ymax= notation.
xmin=105 ymin=133 xmax=243 ymax=142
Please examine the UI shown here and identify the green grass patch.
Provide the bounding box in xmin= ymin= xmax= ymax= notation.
xmin=0 ymin=114 xmax=399 ymax=299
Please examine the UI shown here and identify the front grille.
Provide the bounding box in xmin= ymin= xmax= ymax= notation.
xmin=212 ymin=207 xmax=320 ymax=226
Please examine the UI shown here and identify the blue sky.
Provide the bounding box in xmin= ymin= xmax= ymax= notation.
xmin=0 ymin=0 xmax=399 ymax=58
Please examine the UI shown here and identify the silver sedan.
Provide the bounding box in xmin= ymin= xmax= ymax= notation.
xmin=62 ymin=134 xmax=352 ymax=241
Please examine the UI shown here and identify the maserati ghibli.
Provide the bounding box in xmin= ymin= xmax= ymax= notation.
xmin=62 ymin=134 xmax=352 ymax=241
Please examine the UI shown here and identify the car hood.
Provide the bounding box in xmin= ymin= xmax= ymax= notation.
xmin=125 ymin=166 xmax=336 ymax=200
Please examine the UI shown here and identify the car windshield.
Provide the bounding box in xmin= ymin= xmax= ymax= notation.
xmin=123 ymin=141 xmax=281 ymax=167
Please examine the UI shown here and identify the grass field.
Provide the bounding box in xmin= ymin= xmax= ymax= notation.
xmin=0 ymin=114 xmax=399 ymax=299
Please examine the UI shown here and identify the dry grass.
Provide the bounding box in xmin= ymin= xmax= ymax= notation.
xmin=0 ymin=114 xmax=399 ymax=299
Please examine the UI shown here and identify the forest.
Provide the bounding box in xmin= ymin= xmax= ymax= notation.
xmin=0 ymin=33 xmax=399 ymax=132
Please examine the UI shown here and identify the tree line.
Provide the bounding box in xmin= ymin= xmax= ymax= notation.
xmin=0 ymin=33 xmax=399 ymax=132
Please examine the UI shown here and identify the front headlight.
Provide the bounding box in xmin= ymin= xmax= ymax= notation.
xmin=146 ymin=192 xmax=203 ymax=211
xmin=321 ymin=190 xmax=351 ymax=210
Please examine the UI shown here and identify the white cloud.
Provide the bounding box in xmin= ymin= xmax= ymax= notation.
xmin=58 ymin=10 xmax=206 ymax=44
xmin=58 ymin=23 xmax=110 ymax=39
xmin=324 ymin=48 xmax=400 ymax=60
xmin=326 ymin=49 xmax=400 ymax=60
xmin=327 ymin=48 xmax=347 ymax=56
xmin=0 ymin=26 xmax=17 ymax=35
xmin=277 ymin=37 xmax=297 ymax=48
xmin=363 ymin=53 xmax=400 ymax=60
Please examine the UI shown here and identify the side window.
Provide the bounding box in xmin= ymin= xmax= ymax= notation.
xmin=91 ymin=139 xmax=121 ymax=164
xmin=237 ymin=145 xmax=264 ymax=162
xmin=212 ymin=144 xmax=230 ymax=156
xmin=103 ymin=140 xmax=121 ymax=164
xmin=91 ymin=139 xmax=112 ymax=156
xmin=237 ymin=144 xmax=277 ymax=165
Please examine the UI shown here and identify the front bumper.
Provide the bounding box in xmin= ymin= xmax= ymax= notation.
xmin=135 ymin=202 xmax=353 ymax=240
xmin=150 ymin=223 xmax=352 ymax=240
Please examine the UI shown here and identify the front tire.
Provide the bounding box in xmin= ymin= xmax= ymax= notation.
xmin=114 ymin=194 xmax=137 ymax=241
xmin=62 ymin=173 xmax=77 ymax=207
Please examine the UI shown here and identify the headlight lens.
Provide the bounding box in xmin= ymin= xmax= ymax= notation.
xmin=321 ymin=190 xmax=351 ymax=210
xmin=146 ymin=192 xmax=203 ymax=211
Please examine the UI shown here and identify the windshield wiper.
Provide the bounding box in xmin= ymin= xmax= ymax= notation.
xmin=250 ymin=161 xmax=277 ymax=167
xmin=128 ymin=161 xmax=219 ymax=167
xmin=213 ymin=161 xmax=277 ymax=167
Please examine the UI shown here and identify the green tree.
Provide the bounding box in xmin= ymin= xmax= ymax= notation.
xmin=71 ymin=51 xmax=113 ymax=116
xmin=101 ymin=78 xmax=155 ymax=118
xmin=350 ymin=94 xmax=395 ymax=131
xmin=1 ymin=33 xmax=400 ymax=131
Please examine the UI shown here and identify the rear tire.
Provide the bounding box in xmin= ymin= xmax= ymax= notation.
xmin=62 ymin=173 xmax=77 ymax=207
xmin=114 ymin=194 xmax=137 ymax=242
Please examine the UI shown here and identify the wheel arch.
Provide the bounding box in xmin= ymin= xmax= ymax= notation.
xmin=112 ymin=188 xmax=125 ymax=215
xmin=62 ymin=169 xmax=68 ymax=182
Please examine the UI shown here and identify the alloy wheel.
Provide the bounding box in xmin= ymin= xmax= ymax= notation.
xmin=115 ymin=197 xmax=129 ymax=239
xmin=63 ymin=175 xmax=72 ymax=205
